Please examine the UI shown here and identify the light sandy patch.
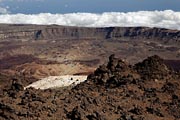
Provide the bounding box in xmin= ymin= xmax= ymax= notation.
xmin=25 ymin=75 xmax=87 ymax=90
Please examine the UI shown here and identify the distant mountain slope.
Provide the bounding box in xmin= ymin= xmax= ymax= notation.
xmin=0 ymin=24 xmax=179 ymax=86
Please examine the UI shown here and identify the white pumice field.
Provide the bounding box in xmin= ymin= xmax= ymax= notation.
xmin=25 ymin=75 xmax=87 ymax=90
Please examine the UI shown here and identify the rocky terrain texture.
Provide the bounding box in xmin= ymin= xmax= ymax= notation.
xmin=0 ymin=24 xmax=180 ymax=84
xmin=0 ymin=55 xmax=180 ymax=120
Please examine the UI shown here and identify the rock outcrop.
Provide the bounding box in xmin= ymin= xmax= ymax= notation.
xmin=134 ymin=55 xmax=171 ymax=80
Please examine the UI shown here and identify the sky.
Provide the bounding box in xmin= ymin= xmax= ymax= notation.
xmin=0 ymin=0 xmax=180 ymax=14
xmin=0 ymin=0 xmax=180 ymax=30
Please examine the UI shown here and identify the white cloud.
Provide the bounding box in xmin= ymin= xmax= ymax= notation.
xmin=0 ymin=10 xmax=180 ymax=30
xmin=0 ymin=7 xmax=10 ymax=14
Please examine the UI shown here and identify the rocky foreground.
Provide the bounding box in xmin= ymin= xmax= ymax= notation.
xmin=0 ymin=55 xmax=180 ymax=120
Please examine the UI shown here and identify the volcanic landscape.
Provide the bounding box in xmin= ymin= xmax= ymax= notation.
xmin=0 ymin=24 xmax=180 ymax=120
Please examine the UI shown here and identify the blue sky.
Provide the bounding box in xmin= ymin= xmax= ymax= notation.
xmin=0 ymin=0 xmax=180 ymax=14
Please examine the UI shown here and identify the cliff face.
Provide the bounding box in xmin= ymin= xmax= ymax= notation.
xmin=0 ymin=24 xmax=180 ymax=43
xmin=0 ymin=24 xmax=40 ymax=41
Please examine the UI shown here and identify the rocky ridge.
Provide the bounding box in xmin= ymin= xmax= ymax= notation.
xmin=0 ymin=55 xmax=180 ymax=120
xmin=0 ymin=24 xmax=180 ymax=44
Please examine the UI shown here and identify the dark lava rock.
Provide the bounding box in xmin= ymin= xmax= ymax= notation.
xmin=88 ymin=54 xmax=135 ymax=87
xmin=0 ymin=55 xmax=180 ymax=120
xmin=67 ymin=106 xmax=85 ymax=120
xmin=134 ymin=55 xmax=171 ymax=80
xmin=11 ymin=78 xmax=24 ymax=91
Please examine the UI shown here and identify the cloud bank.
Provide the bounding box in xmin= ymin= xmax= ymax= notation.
xmin=0 ymin=10 xmax=180 ymax=30
xmin=0 ymin=7 xmax=10 ymax=14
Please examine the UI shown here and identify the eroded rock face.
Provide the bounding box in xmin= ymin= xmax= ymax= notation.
xmin=0 ymin=55 xmax=180 ymax=120
xmin=0 ymin=25 xmax=180 ymax=43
